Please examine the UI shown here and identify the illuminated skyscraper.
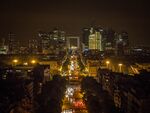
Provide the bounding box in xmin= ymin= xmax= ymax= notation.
xmin=88 ymin=28 xmax=102 ymax=51
xmin=38 ymin=29 xmax=66 ymax=54
xmin=52 ymin=28 xmax=66 ymax=41
xmin=89 ymin=33 xmax=96 ymax=49
xmin=51 ymin=29 xmax=66 ymax=53
xmin=38 ymin=31 xmax=51 ymax=54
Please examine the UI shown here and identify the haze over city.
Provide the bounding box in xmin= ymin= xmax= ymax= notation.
xmin=0 ymin=0 xmax=150 ymax=45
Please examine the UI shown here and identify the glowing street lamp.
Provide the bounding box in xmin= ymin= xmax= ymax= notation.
xmin=118 ymin=63 xmax=122 ymax=66
xmin=59 ymin=67 xmax=62 ymax=72
xmin=118 ymin=63 xmax=123 ymax=72
xmin=13 ymin=59 xmax=18 ymax=63
xmin=106 ymin=61 xmax=110 ymax=64
xmin=106 ymin=60 xmax=110 ymax=68
xmin=31 ymin=60 xmax=36 ymax=64
xmin=12 ymin=59 xmax=18 ymax=66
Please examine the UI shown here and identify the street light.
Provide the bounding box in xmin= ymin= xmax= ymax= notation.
xmin=31 ymin=60 xmax=36 ymax=64
xmin=118 ymin=63 xmax=122 ymax=66
xmin=118 ymin=63 xmax=123 ymax=72
xmin=59 ymin=67 xmax=62 ymax=72
xmin=13 ymin=59 xmax=18 ymax=63
xmin=106 ymin=60 xmax=110 ymax=68
xmin=12 ymin=59 xmax=18 ymax=66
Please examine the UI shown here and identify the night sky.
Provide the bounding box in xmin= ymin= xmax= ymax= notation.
xmin=0 ymin=0 xmax=150 ymax=46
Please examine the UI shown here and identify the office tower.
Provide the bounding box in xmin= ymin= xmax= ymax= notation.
xmin=38 ymin=29 xmax=66 ymax=54
xmin=82 ymin=28 xmax=90 ymax=50
xmin=88 ymin=28 xmax=102 ymax=51
xmin=0 ymin=38 xmax=8 ymax=54
xmin=115 ymin=31 xmax=129 ymax=56
xmin=51 ymin=28 xmax=66 ymax=41
xmin=39 ymin=31 xmax=51 ymax=54
xmin=51 ymin=29 xmax=66 ymax=53
xmin=8 ymin=33 xmax=20 ymax=54
xmin=104 ymin=29 xmax=116 ymax=50
xmin=28 ymin=39 xmax=38 ymax=54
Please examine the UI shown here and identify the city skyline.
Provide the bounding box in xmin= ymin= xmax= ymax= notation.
xmin=0 ymin=0 xmax=150 ymax=46
xmin=0 ymin=1 xmax=150 ymax=112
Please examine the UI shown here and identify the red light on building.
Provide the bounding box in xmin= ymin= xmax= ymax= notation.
xmin=73 ymin=101 xmax=85 ymax=108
